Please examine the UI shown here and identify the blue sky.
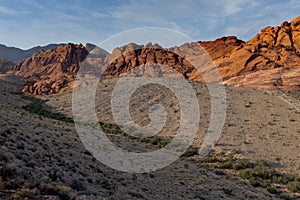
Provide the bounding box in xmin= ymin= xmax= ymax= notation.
xmin=0 ymin=0 xmax=299 ymax=49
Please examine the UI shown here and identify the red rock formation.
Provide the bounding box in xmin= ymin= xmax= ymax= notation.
xmin=13 ymin=43 xmax=88 ymax=94
xmin=219 ymin=16 xmax=300 ymax=90
xmin=11 ymin=16 xmax=300 ymax=94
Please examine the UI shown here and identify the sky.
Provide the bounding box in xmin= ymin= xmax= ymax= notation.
xmin=0 ymin=0 xmax=299 ymax=50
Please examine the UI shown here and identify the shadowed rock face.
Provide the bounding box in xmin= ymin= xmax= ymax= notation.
xmin=0 ymin=59 xmax=15 ymax=73
xmin=11 ymin=16 xmax=300 ymax=94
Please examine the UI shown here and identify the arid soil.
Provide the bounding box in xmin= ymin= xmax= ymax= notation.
xmin=1 ymin=74 xmax=299 ymax=199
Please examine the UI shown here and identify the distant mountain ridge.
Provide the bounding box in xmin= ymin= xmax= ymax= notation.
xmin=0 ymin=43 xmax=64 ymax=62
xmin=0 ymin=58 xmax=15 ymax=73
xmin=7 ymin=16 xmax=300 ymax=94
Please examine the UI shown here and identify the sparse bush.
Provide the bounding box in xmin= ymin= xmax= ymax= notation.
xmin=267 ymin=187 xmax=280 ymax=194
xmin=181 ymin=146 xmax=198 ymax=157
xmin=249 ymin=177 xmax=260 ymax=187
xmin=198 ymin=156 xmax=220 ymax=163
xmin=21 ymin=95 xmax=73 ymax=123
xmin=223 ymin=188 xmax=233 ymax=195
xmin=218 ymin=160 xmax=234 ymax=169
xmin=40 ymin=183 xmax=76 ymax=200
xmin=254 ymin=167 xmax=275 ymax=180
xmin=240 ymin=169 xmax=253 ymax=180
xmin=233 ymin=159 xmax=253 ymax=170
xmin=279 ymin=193 xmax=296 ymax=200
xmin=287 ymin=181 xmax=300 ymax=193
xmin=0 ymin=164 xmax=16 ymax=181
xmin=71 ymin=178 xmax=86 ymax=191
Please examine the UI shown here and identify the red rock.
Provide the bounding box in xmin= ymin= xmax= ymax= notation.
xmin=13 ymin=43 xmax=88 ymax=94
xmin=10 ymin=16 xmax=300 ymax=94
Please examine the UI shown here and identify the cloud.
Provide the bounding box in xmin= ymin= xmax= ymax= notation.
xmin=0 ymin=4 xmax=29 ymax=15
xmin=1 ymin=0 xmax=300 ymax=48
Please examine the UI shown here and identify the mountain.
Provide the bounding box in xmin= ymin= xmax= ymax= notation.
xmin=0 ymin=58 xmax=15 ymax=73
xmin=13 ymin=43 xmax=88 ymax=94
xmin=10 ymin=16 xmax=300 ymax=94
xmin=0 ymin=43 xmax=64 ymax=62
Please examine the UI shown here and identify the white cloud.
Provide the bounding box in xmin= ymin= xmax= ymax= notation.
xmin=1 ymin=0 xmax=300 ymax=48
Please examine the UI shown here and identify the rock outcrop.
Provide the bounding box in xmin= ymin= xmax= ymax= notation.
xmin=103 ymin=42 xmax=201 ymax=80
xmin=218 ymin=16 xmax=300 ymax=90
xmin=11 ymin=16 xmax=300 ymax=94
xmin=13 ymin=43 xmax=88 ymax=94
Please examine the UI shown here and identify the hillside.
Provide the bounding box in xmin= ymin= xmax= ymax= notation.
xmin=0 ymin=59 xmax=15 ymax=73
xmin=1 ymin=74 xmax=299 ymax=199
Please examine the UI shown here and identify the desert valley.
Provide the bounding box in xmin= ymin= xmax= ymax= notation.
xmin=0 ymin=15 xmax=300 ymax=200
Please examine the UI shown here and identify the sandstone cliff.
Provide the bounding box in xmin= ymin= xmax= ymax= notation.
xmin=11 ymin=16 xmax=300 ymax=94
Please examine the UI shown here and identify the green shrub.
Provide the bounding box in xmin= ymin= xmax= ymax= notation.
xmin=287 ymin=181 xmax=300 ymax=193
xmin=218 ymin=160 xmax=234 ymax=169
xmin=21 ymin=95 xmax=73 ymax=123
xmin=267 ymin=187 xmax=280 ymax=194
xmin=249 ymin=177 xmax=260 ymax=187
xmin=233 ymin=159 xmax=253 ymax=170
xmin=279 ymin=193 xmax=296 ymax=200
xmin=254 ymin=167 xmax=275 ymax=180
xmin=240 ymin=169 xmax=253 ymax=180
xmin=181 ymin=146 xmax=198 ymax=157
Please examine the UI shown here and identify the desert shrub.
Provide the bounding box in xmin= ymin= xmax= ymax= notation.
xmin=99 ymin=122 xmax=172 ymax=148
xmin=273 ymin=173 xmax=299 ymax=185
xmin=0 ymin=164 xmax=16 ymax=181
xmin=267 ymin=187 xmax=280 ymax=194
xmin=48 ymin=170 xmax=58 ymax=182
xmin=181 ymin=146 xmax=198 ymax=157
xmin=222 ymin=188 xmax=233 ymax=195
xmin=218 ymin=160 xmax=234 ymax=169
xmin=260 ymin=180 xmax=271 ymax=188
xmin=40 ymin=183 xmax=76 ymax=200
xmin=256 ymin=159 xmax=270 ymax=167
xmin=249 ymin=177 xmax=260 ymax=187
xmin=279 ymin=193 xmax=296 ymax=200
xmin=287 ymin=181 xmax=300 ymax=193
xmin=254 ymin=167 xmax=275 ymax=180
xmin=198 ymin=156 xmax=221 ymax=163
xmin=233 ymin=159 xmax=253 ymax=170
xmin=240 ymin=169 xmax=253 ymax=180
xmin=273 ymin=175 xmax=285 ymax=184
xmin=0 ymin=129 xmax=11 ymax=137
xmin=70 ymin=179 xmax=86 ymax=191
xmin=21 ymin=95 xmax=73 ymax=123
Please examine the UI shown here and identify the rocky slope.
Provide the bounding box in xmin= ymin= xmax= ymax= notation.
xmin=1 ymin=74 xmax=299 ymax=199
xmin=11 ymin=16 xmax=300 ymax=94
xmin=0 ymin=58 xmax=15 ymax=73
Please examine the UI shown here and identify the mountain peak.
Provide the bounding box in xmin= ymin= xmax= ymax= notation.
xmin=4 ymin=16 xmax=300 ymax=94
